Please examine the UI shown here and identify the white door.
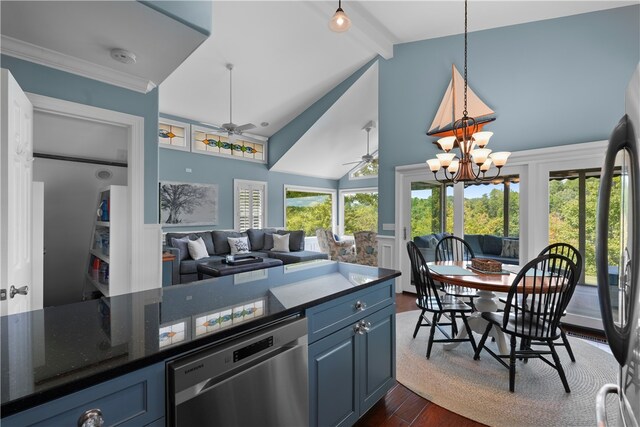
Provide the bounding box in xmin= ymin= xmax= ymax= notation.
xmin=1 ymin=68 xmax=35 ymax=315
xmin=397 ymin=171 xmax=454 ymax=292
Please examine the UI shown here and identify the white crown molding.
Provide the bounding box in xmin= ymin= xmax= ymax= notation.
xmin=1 ymin=35 xmax=156 ymax=94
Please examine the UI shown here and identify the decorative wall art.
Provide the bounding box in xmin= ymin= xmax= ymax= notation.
xmin=191 ymin=125 xmax=267 ymax=163
xmin=159 ymin=181 xmax=218 ymax=226
xmin=158 ymin=118 xmax=190 ymax=151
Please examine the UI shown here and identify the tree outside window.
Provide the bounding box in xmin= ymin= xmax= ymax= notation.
xmin=285 ymin=189 xmax=334 ymax=236
xmin=343 ymin=192 xmax=378 ymax=236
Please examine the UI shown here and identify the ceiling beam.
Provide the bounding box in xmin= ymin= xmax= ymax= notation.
xmin=303 ymin=2 xmax=396 ymax=59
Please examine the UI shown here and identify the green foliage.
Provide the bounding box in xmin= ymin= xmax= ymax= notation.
xmin=549 ymin=176 xmax=621 ymax=284
xmin=343 ymin=193 xmax=378 ymax=235
xmin=285 ymin=191 xmax=333 ymax=236
xmin=352 ymin=159 xmax=378 ymax=177
xmin=411 ymin=186 xmax=441 ymax=238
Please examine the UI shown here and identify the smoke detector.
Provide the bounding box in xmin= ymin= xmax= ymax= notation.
xmin=110 ymin=48 xmax=137 ymax=64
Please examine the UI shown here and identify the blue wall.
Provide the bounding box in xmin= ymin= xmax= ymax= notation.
xmin=269 ymin=57 xmax=379 ymax=168
xmin=378 ymin=5 xmax=640 ymax=235
xmin=159 ymin=114 xmax=338 ymax=231
xmin=139 ymin=1 xmax=212 ymax=36
xmin=338 ymin=173 xmax=377 ymax=190
xmin=1 ymin=55 xmax=159 ymax=224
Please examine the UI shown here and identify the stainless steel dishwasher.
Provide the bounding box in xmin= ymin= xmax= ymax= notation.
xmin=167 ymin=316 xmax=308 ymax=427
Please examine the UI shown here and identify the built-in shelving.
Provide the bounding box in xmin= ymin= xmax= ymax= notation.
xmin=86 ymin=185 xmax=129 ymax=298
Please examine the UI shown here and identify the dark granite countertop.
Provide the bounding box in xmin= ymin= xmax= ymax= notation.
xmin=0 ymin=260 xmax=400 ymax=416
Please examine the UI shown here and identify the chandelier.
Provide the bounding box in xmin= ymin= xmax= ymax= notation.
xmin=426 ymin=0 xmax=510 ymax=184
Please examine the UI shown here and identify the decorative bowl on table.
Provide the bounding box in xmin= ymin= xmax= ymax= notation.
xmin=470 ymin=257 xmax=502 ymax=273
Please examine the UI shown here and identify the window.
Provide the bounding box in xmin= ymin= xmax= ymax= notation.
xmin=192 ymin=125 xmax=267 ymax=163
xmin=284 ymin=186 xmax=336 ymax=236
xmin=549 ymin=168 xmax=621 ymax=285
xmin=463 ymin=176 xmax=520 ymax=238
xmin=234 ymin=180 xmax=266 ymax=232
xmin=410 ymin=182 xmax=442 ymax=240
xmin=340 ymin=189 xmax=378 ymax=236
xmin=158 ymin=118 xmax=190 ymax=151
xmin=350 ymin=158 xmax=378 ymax=179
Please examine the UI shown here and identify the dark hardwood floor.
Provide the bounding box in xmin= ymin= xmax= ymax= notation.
xmin=357 ymin=291 xmax=608 ymax=426
xmin=355 ymin=293 xmax=486 ymax=427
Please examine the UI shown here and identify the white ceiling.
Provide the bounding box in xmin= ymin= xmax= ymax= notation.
xmin=159 ymin=0 xmax=635 ymax=178
xmin=2 ymin=1 xmax=635 ymax=179
xmin=271 ymin=62 xmax=378 ymax=179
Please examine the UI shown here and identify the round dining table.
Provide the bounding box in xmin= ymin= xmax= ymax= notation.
xmin=427 ymin=260 xmax=519 ymax=355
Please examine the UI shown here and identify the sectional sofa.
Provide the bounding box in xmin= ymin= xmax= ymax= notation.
xmin=164 ymin=228 xmax=329 ymax=284
xmin=413 ymin=232 xmax=519 ymax=265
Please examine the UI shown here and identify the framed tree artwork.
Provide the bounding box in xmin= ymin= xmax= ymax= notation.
xmin=159 ymin=181 xmax=218 ymax=226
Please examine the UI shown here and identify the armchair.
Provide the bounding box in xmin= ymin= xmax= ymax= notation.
xmin=354 ymin=231 xmax=378 ymax=266
xmin=315 ymin=228 xmax=356 ymax=262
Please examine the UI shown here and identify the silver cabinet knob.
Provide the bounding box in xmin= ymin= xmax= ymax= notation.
xmin=354 ymin=320 xmax=371 ymax=335
xmin=354 ymin=300 xmax=367 ymax=311
xmin=78 ymin=408 xmax=104 ymax=427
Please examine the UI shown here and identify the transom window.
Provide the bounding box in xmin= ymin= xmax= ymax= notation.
xmin=350 ymin=158 xmax=378 ymax=179
xmin=192 ymin=125 xmax=266 ymax=163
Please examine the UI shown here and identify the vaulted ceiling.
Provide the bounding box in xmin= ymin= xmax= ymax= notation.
xmin=1 ymin=1 xmax=635 ymax=180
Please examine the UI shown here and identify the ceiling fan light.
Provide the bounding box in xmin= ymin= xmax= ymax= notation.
xmin=329 ymin=7 xmax=351 ymax=32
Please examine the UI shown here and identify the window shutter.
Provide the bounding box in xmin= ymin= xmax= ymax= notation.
xmin=236 ymin=181 xmax=265 ymax=232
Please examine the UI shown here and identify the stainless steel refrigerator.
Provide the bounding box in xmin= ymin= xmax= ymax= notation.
xmin=596 ymin=63 xmax=640 ymax=427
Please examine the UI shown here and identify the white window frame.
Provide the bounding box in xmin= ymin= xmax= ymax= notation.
xmin=158 ymin=117 xmax=191 ymax=152
xmin=283 ymin=185 xmax=337 ymax=234
xmin=339 ymin=187 xmax=378 ymax=237
xmin=234 ymin=179 xmax=267 ymax=231
xmin=191 ymin=124 xmax=268 ymax=164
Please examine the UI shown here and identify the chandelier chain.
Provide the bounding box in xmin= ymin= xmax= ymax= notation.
xmin=463 ymin=0 xmax=468 ymax=117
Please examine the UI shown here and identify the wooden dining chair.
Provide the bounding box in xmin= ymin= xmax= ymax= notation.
xmin=407 ymin=241 xmax=477 ymax=358
xmin=435 ymin=236 xmax=478 ymax=309
xmin=473 ymin=254 xmax=578 ymax=392
xmin=537 ymin=243 xmax=582 ymax=362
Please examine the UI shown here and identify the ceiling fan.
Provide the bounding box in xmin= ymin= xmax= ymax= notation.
xmin=343 ymin=121 xmax=377 ymax=166
xmin=205 ymin=63 xmax=259 ymax=142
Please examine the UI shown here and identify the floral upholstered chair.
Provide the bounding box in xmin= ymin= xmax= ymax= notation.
xmin=354 ymin=231 xmax=378 ymax=266
xmin=315 ymin=228 xmax=356 ymax=262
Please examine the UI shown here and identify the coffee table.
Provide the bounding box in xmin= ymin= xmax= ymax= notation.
xmin=197 ymin=257 xmax=283 ymax=279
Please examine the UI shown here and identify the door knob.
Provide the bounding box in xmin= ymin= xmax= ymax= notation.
xmin=9 ymin=285 xmax=28 ymax=298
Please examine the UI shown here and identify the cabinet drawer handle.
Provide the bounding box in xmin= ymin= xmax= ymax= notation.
xmin=354 ymin=300 xmax=367 ymax=311
xmin=78 ymin=408 xmax=104 ymax=427
xmin=354 ymin=320 xmax=372 ymax=335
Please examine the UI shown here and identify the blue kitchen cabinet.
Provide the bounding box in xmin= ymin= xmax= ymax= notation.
xmin=307 ymin=279 xmax=396 ymax=427
xmin=2 ymin=362 xmax=165 ymax=427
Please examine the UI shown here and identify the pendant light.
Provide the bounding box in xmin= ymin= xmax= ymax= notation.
xmin=329 ymin=0 xmax=351 ymax=33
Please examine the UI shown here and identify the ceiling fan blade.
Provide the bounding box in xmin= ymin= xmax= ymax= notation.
xmin=343 ymin=160 xmax=362 ymax=165
xmin=235 ymin=123 xmax=256 ymax=133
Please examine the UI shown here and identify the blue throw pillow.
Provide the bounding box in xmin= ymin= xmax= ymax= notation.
xmin=171 ymin=236 xmax=191 ymax=261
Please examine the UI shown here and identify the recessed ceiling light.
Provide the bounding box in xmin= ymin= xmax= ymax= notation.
xmin=110 ymin=48 xmax=137 ymax=65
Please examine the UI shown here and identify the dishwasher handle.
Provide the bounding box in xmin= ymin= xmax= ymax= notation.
xmin=177 ymin=341 xmax=305 ymax=406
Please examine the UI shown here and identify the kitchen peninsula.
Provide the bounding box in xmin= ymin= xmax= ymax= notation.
xmin=1 ymin=260 xmax=400 ymax=426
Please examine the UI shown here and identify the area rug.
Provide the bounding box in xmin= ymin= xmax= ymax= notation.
xmin=396 ymin=310 xmax=619 ymax=427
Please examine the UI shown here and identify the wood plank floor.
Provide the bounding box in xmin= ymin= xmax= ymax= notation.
xmin=355 ymin=293 xmax=486 ymax=427
xmin=358 ymin=291 xmax=607 ymax=426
